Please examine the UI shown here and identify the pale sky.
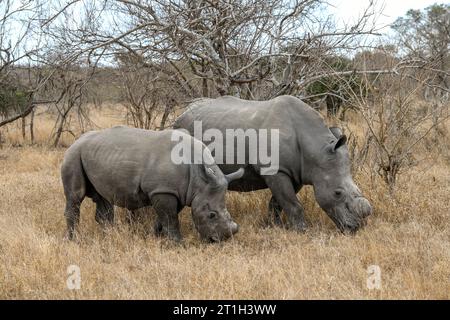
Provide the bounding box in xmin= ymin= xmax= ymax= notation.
xmin=329 ymin=0 xmax=448 ymax=31
xmin=4 ymin=0 xmax=448 ymax=62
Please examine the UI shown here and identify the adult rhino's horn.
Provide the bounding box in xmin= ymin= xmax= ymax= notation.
xmin=225 ymin=168 xmax=245 ymax=183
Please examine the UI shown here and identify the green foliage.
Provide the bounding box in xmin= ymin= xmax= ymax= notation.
xmin=306 ymin=56 xmax=360 ymax=95
xmin=305 ymin=56 xmax=365 ymax=115
xmin=0 ymin=84 xmax=31 ymax=117
xmin=391 ymin=4 xmax=450 ymax=58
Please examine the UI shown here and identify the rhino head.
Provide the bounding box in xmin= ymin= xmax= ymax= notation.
xmin=191 ymin=165 xmax=244 ymax=242
xmin=311 ymin=127 xmax=372 ymax=233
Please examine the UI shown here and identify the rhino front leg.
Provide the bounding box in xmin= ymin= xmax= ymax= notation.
xmin=151 ymin=194 xmax=182 ymax=242
xmin=263 ymin=173 xmax=307 ymax=232
xmin=268 ymin=196 xmax=283 ymax=227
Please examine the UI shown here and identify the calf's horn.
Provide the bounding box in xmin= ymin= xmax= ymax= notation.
xmin=225 ymin=168 xmax=245 ymax=183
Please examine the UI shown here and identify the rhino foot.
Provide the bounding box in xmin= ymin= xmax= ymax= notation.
xmin=154 ymin=219 xmax=183 ymax=243
xmin=266 ymin=196 xmax=285 ymax=228
xmin=154 ymin=220 xmax=163 ymax=236
xmin=289 ymin=218 xmax=308 ymax=233
xmin=168 ymin=232 xmax=183 ymax=243
xmin=63 ymin=230 xmax=81 ymax=243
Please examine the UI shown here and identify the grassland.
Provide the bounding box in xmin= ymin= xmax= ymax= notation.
xmin=0 ymin=105 xmax=449 ymax=299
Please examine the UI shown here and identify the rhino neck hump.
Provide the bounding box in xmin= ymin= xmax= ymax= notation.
xmin=289 ymin=100 xmax=335 ymax=186
xmin=185 ymin=163 xmax=201 ymax=206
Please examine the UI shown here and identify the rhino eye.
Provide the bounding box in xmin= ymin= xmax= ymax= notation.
xmin=209 ymin=212 xmax=217 ymax=219
xmin=334 ymin=190 xmax=343 ymax=198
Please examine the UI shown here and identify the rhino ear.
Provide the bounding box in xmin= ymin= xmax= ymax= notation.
xmin=203 ymin=164 xmax=227 ymax=186
xmin=334 ymin=135 xmax=347 ymax=151
xmin=204 ymin=165 xmax=218 ymax=181
xmin=329 ymin=127 xmax=343 ymax=138
xmin=225 ymin=168 xmax=245 ymax=183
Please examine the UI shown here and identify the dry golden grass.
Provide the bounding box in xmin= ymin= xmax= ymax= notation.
xmin=0 ymin=105 xmax=449 ymax=299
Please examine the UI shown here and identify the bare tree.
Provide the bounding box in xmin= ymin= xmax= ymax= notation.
xmin=0 ymin=1 xmax=105 ymax=146
xmin=116 ymin=52 xmax=184 ymax=129
xmin=0 ymin=1 xmax=42 ymax=129
xmin=55 ymin=0 xmax=385 ymax=101
xmin=0 ymin=0 xmax=68 ymax=142
xmin=392 ymin=4 xmax=450 ymax=134
xmin=347 ymin=64 xmax=449 ymax=193
xmin=49 ymin=65 xmax=95 ymax=147
xmin=392 ymin=4 xmax=449 ymax=91
xmin=3 ymin=0 xmax=410 ymax=135
xmin=3 ymin=0 xmax=447 ymax=154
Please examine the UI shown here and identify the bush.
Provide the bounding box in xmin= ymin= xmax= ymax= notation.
xmin=0 ymin=84 xmax=31 ymax=118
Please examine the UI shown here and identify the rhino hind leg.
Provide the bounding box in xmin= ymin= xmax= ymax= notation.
xmin=64 ymin=198 xmax=83 ymax=240
xmin=268 ymin=196 xmax=284 ymax=227
xmin=62 ymin=160 xmax=86 ymax=241
xmin=92 ymin=192 xmax=114 ymax=226
xmin=154 ymin=219 xmax=163 ymax=237
xmin=151 ymin=194 xmax=182 ymax=242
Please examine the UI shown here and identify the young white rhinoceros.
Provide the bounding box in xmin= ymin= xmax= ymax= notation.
xmin=61 ymin=126 xmax=243 ymax=243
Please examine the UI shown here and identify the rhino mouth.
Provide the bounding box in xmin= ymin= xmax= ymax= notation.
xmin=340 ymin=218 xmax=368 ymax=234
xmin=340 ymin=224 xmax=360 ymax=235
xmin=329 ymin=208 xmax=368 ymax=234
xmin=334 ymin=220 xmax=361 ymax=234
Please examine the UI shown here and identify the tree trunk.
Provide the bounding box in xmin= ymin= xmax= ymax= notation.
xmin=201 ymin=61 xmax=209 ymax=97
xmin=159 ymin=105 xmax=171 ymax=130
xmin=30 ymin=108 xmax=35 ymax=144
xmin=202 ymin=77 xmax=209 ymax=97
xmin=53 ymin=114 xmax=67 ymax=148
xmin=21 ymin=116 xmax=26 ymax=140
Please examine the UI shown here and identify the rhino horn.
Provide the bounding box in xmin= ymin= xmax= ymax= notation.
xmin=225 ymin=168 xmax=245 ymax=183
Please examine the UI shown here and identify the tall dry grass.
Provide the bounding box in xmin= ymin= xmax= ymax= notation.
xmin=0 ymin=105 xmax=449 ymax=299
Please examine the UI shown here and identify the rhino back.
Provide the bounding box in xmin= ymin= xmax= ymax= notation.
xmin=175 ymin=96 xmax=331 ymax=189
xmin=175 ymin=95 xmax=334 ymax=190
xmin=78 ymin=126 xmax=191 ymax=209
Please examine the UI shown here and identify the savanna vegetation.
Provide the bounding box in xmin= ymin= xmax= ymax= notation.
xmin=0 ymin=0 xmax=449 ymax=299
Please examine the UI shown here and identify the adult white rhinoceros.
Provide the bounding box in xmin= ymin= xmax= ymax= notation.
xmin=61 ymin=126 xmax=243 ymax=242
xmin=174 ymin=95 xmax=372 ymax=233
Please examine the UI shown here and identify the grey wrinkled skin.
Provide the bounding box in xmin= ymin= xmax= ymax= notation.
xmin=61 ymin=126 xmax=242 ymax=242
xmin=174 ymin=95 xmax=372 ymax=233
